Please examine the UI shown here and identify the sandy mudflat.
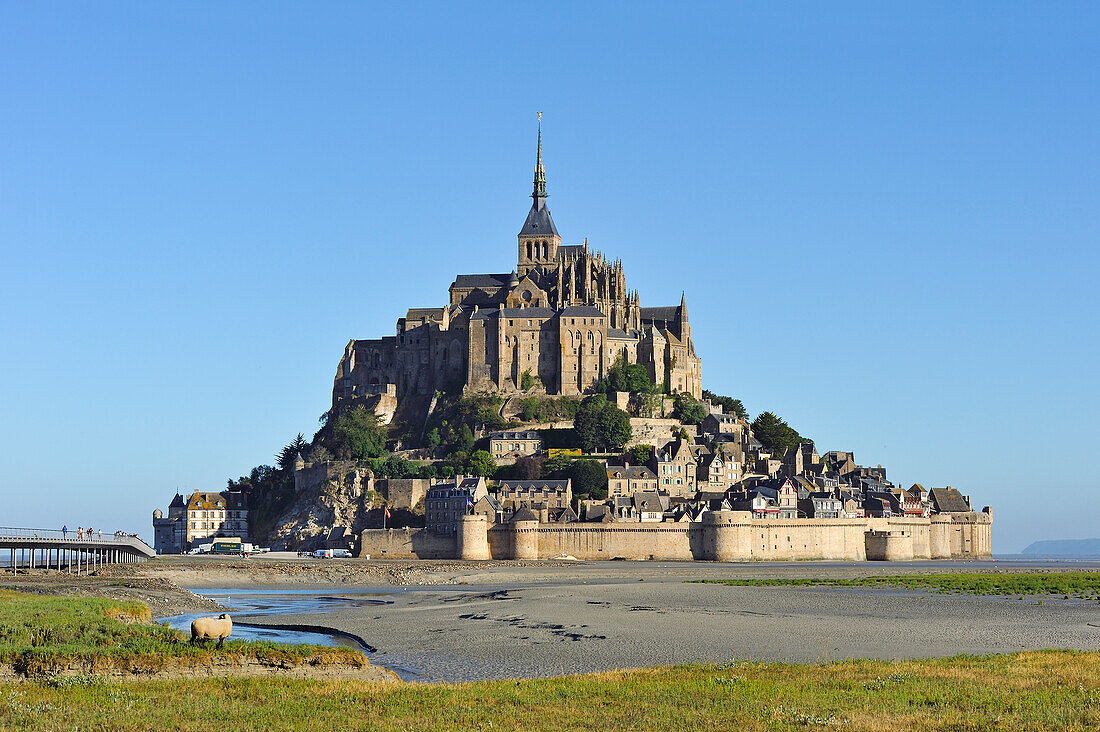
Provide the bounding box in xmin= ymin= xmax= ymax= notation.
xmin=10 ymin=557 xmax=1100 ymax=682
xmin=231 ymin=560 xmax=1100 ymax=682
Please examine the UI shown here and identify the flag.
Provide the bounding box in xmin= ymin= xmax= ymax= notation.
xmin=466 ymin=497 xmax=474 ymax=508
xmin=384 ymin=506 xmax=391 ymax=519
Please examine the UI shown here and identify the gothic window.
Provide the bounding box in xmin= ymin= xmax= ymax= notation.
xmin=526 ymin=242 xmax=532 ymax=260
xmin=542 ymin=242 xmax=548 ymax=258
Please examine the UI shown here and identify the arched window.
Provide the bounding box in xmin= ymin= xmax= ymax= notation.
xmin=542 ymin=241 xmax=548 ymax=258
xmin=526 ymin=242 xmax=532 ymax=260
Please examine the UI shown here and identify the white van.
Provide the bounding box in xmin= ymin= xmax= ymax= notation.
xmin=332 ymin=549 xmax=353 ymax=558
xmin=313 ymin=549 xmax=334 ymax=559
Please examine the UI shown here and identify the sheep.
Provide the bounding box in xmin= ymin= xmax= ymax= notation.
xmin=190 ymin=613 xmax=233 ymax=647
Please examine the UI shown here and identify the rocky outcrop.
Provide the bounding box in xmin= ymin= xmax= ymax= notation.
xmin=268 ymin=465 xmax=379 ymax=550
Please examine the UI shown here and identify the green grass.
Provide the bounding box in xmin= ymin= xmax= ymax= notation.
xmin=0 ymin=590 xmax=365 ymax=676
xmin=2 ymin=651 xmax=1100 ymax=730
xmin=690 ymin=571 xmax=1100 ymax=598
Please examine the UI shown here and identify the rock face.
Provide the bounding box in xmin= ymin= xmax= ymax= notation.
xmin=268 ymin=464 xmax=378 ymax=550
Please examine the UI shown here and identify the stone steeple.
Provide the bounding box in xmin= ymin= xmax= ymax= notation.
xmin=518 ymin=114 xmax=560 ymax=275
xmin=532 ymin=117 xmax=547 ymax=200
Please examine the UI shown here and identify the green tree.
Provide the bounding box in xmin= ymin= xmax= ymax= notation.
xmin=575 ymin=394 xmax=633 ymax=452
xmin=520 ymin=369 xmax=536 ymax=392
xmin=598 ymin=401 xmax=633 ymax=452
xmin=573 ymin=394 xmax=606 ymax=453
xmin=331 ymin=407 xmax=387 ymax=460
xmin=631 ymin=391 xmax=663 ymax=418
xmin=308 ymin=445 xmax=332 ymax=463
xmin=702 ymin=390 xmax=747 ymax=419
xmin=469 ymin=449 xmax=497 ymax=477
xmin=751 ymin=411 xmax=811 ymax=454
xmin=672 ymin=393 xmax=708 ymax=425
xmin=425 ymin=428 xmax=441 ymax=450
xmin=543 ymin=452 xmax=577 ymax=476
xmin=510 ymin=454 xmax=545 ymax=480
xmin=605 ymin=353 xmax=654 ymax=394
xmin=628 ymin=444 xmax=655 ymax=465
xmin=444 ymin=450 xmax=469 ymax=470
xmin=477 ymin=407 xmax=507 ymax=430
xmin=519 ymin=397 xmax=542 ymax=422
xmin=276 ymin=433 xmax=309 ymax=471
xmin=569 ymin=459 xmax=608 ymax=500
xmin=452 ymin=424 xmax=475 ymax=454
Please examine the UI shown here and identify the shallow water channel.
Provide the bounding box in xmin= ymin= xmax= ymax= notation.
xmin=159 ymin=588 xmax=418 ymax=678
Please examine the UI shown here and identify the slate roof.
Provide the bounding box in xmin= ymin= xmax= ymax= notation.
xmin=519 ymin=198 xmax=559 ymax=237
xmin=500 ymin=307 xmax=556 ymax=318
xmin=169 ymin=493 xmax=185 ymax=509
xmin=633 ymin=491 xmax=664 ymax=512
xmin=490 ymin=431 xmax=542 ymax=441
xmin=405 ymin=308 xmax=444 ymax=319
xmin=557 ymin=245 xmax=584 ymax=258
xmin=510 ymin=506 xmax=540 ymax=522
xmin=187 ymin=491 xmax=227 ymax=510
xmin=452 ymin=274 xmax=510 ymax=289
xmin=930 ymin=487 xmax=972 ymax=513
xmin=606 ymin=328 xmax=631 ymax=339
xmin=640 ymin=306 xmax=681 ymax=323
xmin=584 ymin=503 xmax=608 ymax=522
xmin=498 ymin=479 xmax=570 ymax=492
xmin=559 ymin=305 xmax=606 ymax=318
xmin=606 ymin=466 xmax=656 ymax=480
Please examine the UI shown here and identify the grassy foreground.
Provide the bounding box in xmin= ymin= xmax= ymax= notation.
xmin=691 ymin=571 xmax=1100 ymax=598
xmin=3 ymin=651 xmax=1100 ymax=730
xmin=0 ymin=590 xmax=365 ymax=676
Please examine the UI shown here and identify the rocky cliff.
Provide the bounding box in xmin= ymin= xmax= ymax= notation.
xmin=266 ymin=465 xmax=379 ymax=550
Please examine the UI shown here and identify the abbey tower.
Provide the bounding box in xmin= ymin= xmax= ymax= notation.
xmin=332 ymin=122 xmax=702 ymax=408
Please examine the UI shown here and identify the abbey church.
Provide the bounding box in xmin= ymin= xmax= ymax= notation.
xmin=332 ymin=124 xmax=702 ymax=407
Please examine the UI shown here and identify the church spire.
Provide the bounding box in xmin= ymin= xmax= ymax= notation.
xmin=532 ymin=112 xmax=547 ymax=200
xmin=519 ymin=113 xmax=559 ymax=239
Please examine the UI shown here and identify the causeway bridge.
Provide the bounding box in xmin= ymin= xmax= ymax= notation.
xmin=0 ymin=527 xmax=156 ymax=574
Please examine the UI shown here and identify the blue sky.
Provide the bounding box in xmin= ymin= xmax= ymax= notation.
xmin=1 ymin=3 xmax=1096 ymax=552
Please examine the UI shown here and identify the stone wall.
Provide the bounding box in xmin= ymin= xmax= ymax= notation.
xmin=294 ymin=460 xmax=360 ymax=494
xmin=360 ymin=511 xmax=992 ymax=562
xmin=358 ymin=528 xmax=454 ymax=559
xmin=379 ymin=478 xmax=430 ymax=511
xmin=626 ymin=418 xmax=697 ymax=449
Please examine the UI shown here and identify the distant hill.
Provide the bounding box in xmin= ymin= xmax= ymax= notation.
xmin=1021 ymin=538 xmax=1100 ymax=555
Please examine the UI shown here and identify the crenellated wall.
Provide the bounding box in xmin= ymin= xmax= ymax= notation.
xmin=359 ymin=511 xmax=992 ymax=561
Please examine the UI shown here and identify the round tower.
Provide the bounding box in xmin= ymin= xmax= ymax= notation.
xmin=509 ymin=506 xmax=540 ymax=560
xmin=702 ymin=510 xmax=750 ymax=561
xmin=457 ymin=514 xmax=490 ymax=560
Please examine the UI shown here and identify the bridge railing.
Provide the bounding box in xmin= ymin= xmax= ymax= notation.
xmin=0 ymin=527 xmax=151 ymax=549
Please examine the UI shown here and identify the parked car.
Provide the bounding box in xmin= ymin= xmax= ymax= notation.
xmin=332 ymin=549 xmax=353 ymax=558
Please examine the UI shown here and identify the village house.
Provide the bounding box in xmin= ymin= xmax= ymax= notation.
xmin=651 ymin=438 xmax=698 ymax=498
xmin=425 ymin=476 xmax=488 ymax=535
xmin=489 ymin=430 xmax=543 ymax=465
xmin=606 ymin=465 xmax=658 ymax=498
xmin=496 ymin=479 xmax=572 ymax=513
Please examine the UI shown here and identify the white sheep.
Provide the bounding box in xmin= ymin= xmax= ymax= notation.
xmin=190 ymin=613 xmax=233 ymax=647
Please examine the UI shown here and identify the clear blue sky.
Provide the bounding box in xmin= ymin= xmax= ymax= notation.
xmin=1 ymin=3 xmax=1096 ymax=553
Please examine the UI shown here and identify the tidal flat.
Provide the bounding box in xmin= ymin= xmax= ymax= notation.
xmin=222 ymin=560 xmax=1100 ymax=682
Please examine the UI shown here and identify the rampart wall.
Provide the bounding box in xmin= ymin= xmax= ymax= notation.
xmin=359 ymin=511 xmax=992 ymax=562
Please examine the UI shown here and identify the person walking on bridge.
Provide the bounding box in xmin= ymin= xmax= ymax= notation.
xmin=62 ymin=525 xmax=68 ymax=539
xmin=77 ymin=527 xmax=84 ymax=540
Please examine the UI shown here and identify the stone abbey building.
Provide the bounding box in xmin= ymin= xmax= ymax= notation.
xmin=333 ymin=125 xmax=702 ymax=406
